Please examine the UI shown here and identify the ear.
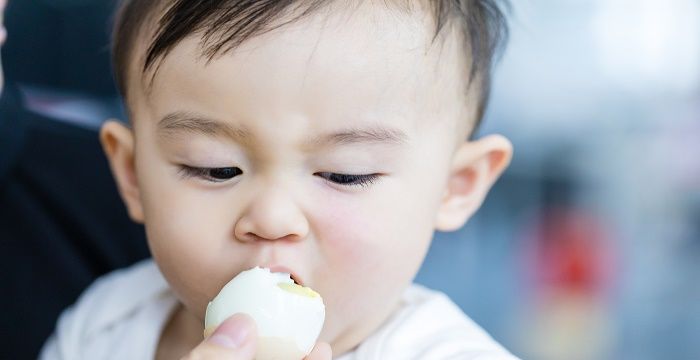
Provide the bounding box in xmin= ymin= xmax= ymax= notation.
xmin=434 ymin=134 xmax=513 ymax=232
xmin=100 ymin=120 xmax=145 ymax=223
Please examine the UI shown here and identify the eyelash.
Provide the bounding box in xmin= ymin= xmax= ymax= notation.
xmin=178 ymin=166 xmax=380 ymax=187
xmin=178 ymin=165 xmax=243 ymax=182
xmin=315 ymin=172 xmax=380 ymax=188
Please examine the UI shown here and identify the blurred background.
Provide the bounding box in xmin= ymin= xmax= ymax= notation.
xmin=421 ymin=1 xmax=700 ymax=359
xmin=2 ymin=0 xmax=699 ymax=359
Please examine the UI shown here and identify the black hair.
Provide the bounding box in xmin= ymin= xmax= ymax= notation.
xmin=112 ymin=0 xmax=509 ymax=131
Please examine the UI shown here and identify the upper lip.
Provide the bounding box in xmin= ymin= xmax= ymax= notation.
xmin=266 ymin=265 xmax=304 ymax=286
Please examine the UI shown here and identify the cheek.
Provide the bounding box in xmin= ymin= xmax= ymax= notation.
xmin=309 ymin=148 xmax=449 ymax=322
xmin=312 ymin=177 xmax=442 ymax=269
xmin=310 ymin=187 xmax=438 ymax=341
xmin=136 ymin=145 xmax=238 ymax=317
xmin=312 ymin=193 xmax=390 ymax=270
xmin=310 ymin=181 xmax=439 ymax=296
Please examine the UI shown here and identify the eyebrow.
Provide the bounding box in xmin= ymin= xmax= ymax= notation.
xmin=158 ymin=111 xmax=253 ymax=145
xmin=309 ymin=127 xmax=409 ymax=147
xmin=157 ymin=111 xmax=409 ymax=147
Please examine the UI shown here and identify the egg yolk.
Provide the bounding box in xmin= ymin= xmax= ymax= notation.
xmin=277 ymin=282 xmax=320 ymax=298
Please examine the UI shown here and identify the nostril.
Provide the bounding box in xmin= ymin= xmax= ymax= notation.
xmin=235 ymin=232 xmax=261 ymax=243
xmin=245 ymin=232 xmax=263 ymax=241
xmin=244 ymin=232 xmax=301 ymax=242
xmin=234 ymin=201 xmax=310 ymax=243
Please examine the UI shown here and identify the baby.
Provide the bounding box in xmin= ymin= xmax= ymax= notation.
xmin=41 ymin=0 xmax=517 ymax=359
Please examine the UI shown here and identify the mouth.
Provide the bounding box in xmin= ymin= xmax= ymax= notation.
xmin=267 ymin=265 xmax=304 ymax=286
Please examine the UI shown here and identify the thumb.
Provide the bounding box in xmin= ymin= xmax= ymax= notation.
xmin=183 ymin=313 xmax=257 ymax=360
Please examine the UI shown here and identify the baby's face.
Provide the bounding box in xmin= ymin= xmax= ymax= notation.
xmin=123 ymin=2 xmax=473 ymax=351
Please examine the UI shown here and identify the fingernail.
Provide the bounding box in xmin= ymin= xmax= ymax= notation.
xmin=207 ymin=314 xmax=252 ymax=349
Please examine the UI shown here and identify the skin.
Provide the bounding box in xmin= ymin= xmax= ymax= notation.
xmin=101 ymin=2 xmax=512 ymax=359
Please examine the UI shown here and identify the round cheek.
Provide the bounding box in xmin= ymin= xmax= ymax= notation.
xmin=310 ymin=185 xmax=437 ymax=337
xmin=145 ymin=208 xmax=216 ymax=318
xmin=136 ymin=143 xmax=239 ymax=319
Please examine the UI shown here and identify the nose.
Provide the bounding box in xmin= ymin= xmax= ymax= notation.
xmin=234 ymin=186 xmax=309 ymax=243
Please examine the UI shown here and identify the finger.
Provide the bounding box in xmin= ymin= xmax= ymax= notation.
xmin=305 ymin=342 xmax=332 ymax=360
xmin=182 ymin=313 xmax=257 ymax=360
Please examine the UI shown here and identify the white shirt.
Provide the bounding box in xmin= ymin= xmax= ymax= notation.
xmin=40 ymin=260 xmax=519 ymax=360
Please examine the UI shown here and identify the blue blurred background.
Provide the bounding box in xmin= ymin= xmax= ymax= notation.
xmin=420 ymin=1 xmax=700 ymax=359
xmin=3 ymin=1 xmax=699 ymax=359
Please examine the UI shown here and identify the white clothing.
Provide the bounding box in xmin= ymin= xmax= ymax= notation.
xmin=40 ymin=259 xmax=519 ymax=360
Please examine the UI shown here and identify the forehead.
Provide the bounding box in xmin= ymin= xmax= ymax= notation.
xmin=131 ymin=1 xmax=471 ymax=136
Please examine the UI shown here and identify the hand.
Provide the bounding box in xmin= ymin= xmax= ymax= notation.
xmin=182 ymin=313 xmax=332 ymax=360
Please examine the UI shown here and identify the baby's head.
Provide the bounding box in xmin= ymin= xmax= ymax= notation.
xmin=102 ymin=0 xmax=512 ymax=353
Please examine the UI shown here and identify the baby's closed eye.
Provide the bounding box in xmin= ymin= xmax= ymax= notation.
xmin=314 ymin=172 xmax=380 ymax=187
xmin=177 ymin=164 xmax=381 ymax=188
xmin=178 ymin=165 xmax=243 ymax=182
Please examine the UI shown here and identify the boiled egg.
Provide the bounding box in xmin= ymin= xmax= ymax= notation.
xmin=204 ymin=267 xmax=325 ymax=360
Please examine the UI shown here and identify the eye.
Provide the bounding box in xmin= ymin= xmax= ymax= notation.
xmin=315 ymin=172 xmax=380 ymax=188
xmin=179 ymin=165 xmax=243 ymax=182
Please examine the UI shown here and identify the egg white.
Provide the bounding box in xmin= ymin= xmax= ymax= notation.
xmin=205 ymin=267 xmax=325 ymax=359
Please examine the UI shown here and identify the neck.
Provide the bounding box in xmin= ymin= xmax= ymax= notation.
xmin=329 ymin=296 xmax=403 ymax=357
xmin=156 ymin=304 xmax=204 ymax=360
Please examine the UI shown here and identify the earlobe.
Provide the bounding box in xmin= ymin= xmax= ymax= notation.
xmin=434 ymin=134 xmax=513 ymax=232
xmin=100 ymin=120 xmax=145 ymax=223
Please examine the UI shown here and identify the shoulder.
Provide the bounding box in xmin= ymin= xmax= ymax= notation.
xmin=39 ymin=259 xmax=177 ymax=359
xmin=352 ymin=285 xmax=520 ymax=360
